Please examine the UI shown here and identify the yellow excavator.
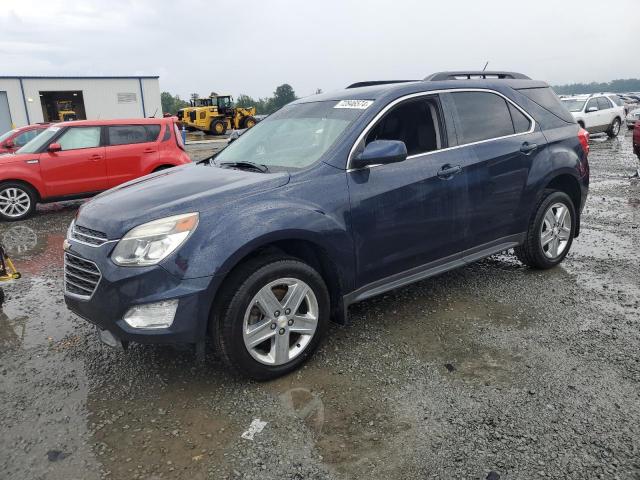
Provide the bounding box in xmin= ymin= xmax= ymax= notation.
xmin=56 ymin=101 xmax=77 ymax=122
xmin=183 ymin=93 xmax=257 ymax=135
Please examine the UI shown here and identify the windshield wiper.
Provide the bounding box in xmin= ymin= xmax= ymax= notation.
xmin=219 ymin=161 xmax=269 ymax=173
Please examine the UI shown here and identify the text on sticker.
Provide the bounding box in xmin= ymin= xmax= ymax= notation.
xmin=334 ymin=100 xmax=374 ymax=109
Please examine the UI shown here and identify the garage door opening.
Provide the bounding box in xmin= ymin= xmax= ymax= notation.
xmin=39 ymin=91 xmax=87 ymax=122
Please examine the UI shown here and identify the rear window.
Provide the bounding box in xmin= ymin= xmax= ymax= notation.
xmin=517 ymin=87 xmax=574 ymax=123
xmin=447 ymin=91 xmax=516 ymax=144
xmin=108 ymin=125 xmax=161 ymax=146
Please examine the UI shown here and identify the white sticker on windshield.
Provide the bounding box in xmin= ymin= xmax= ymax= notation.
xmin=334 ymin=100 xmax=374 ymax=110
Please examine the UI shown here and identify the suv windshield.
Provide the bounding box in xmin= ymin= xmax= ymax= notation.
xmin=16 ymin=126 xmax=61 ymax=154
xmin=214 ymin=101 xmax=366 ymax=170
xmin=561 ymin=99 xmax=586 ymax=112
xmin=0 ymin=128 xmax=18 ymax=143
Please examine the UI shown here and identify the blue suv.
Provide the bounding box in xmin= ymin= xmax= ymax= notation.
xmin=64 ymin=71 xmax=589 ymax=379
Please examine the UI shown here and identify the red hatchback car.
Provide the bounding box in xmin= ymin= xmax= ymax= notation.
xmin=0 ymin=123 xmax=50 ymax=154
xmin=0 ymin=118 xmax=191 ymax=221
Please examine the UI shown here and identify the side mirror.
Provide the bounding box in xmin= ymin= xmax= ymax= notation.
xmin=4 ymin=140 xmax=14 ymax=149
xmin=586 ymin=106 xmax=598 ymax=113
xmin=48 ymin=143 xmax=62 ymax=152
xmin=351 ymin=140 xmax=407 ymax=169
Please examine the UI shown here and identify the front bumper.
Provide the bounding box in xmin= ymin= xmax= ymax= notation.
xmin=63 ymin=240 xmax=220 ymax=344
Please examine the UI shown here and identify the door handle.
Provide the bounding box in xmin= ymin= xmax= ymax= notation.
xmin=89 ymin=155 xmax=103 ymax=161
xmin=437 ymin=164 xmax=462 ymax=179
xmin=143 ymin=149 xmax=156 ymax=154
xmin=520 ymin=142 xmax=538 ymax=154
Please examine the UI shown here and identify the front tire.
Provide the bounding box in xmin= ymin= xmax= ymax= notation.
xmin=210 ymin=120 xmax=226 ymax=135
xmin=211 ymin=255 xmax=330 ymax=380
xmin=0 ymin=182 xmax=37 ymax=221
xmin=607 ymin=117 xmax=621 ymax=138
xmin=515 ymin=190 xmax=576 ymax=269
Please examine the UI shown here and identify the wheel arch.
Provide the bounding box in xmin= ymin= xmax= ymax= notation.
xmin=212 ymin=236 xmax=347 ymax=325
xmin=544 ymin=173 xmax=582 ymax=236
xmin=0 ymin=178 xmax=42 ymax=200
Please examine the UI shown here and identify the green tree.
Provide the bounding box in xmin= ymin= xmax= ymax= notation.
xmin=270 ymin=84 xmax=297 ymax=112
xmin=160 ymin=92 xmax=189 ymax=115
xmin=552 ymin=78 xmax=640 ymax=95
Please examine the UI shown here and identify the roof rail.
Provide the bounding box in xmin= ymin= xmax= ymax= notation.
xmin=424 ymin=71 xmax=531 ymax=81
xmin=347 ymin=80 xmax=418 ymax=89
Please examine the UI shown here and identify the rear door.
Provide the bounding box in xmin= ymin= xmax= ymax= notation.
xmin=39 ymin=126 xmax=108 ymax=197
xmin=597 ymin=96 xmax=614 ymax=128
xmin=440 ymin=90 xmax=545 ymax=252
xmin=104 ymin=124 xmax=161 ymax=187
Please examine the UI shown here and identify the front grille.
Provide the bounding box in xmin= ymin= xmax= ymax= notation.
xmin=64 ymin=253 xmax=101 ymax=299
xmin=71 ymin=224 xmax=108 ymax=246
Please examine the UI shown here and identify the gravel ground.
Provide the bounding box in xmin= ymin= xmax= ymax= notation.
xmin=0 ymin=132 xmax=639 ymax=480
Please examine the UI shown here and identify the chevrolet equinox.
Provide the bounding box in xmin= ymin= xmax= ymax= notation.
xmin=64 ymin=71 xmax=590 ymax=380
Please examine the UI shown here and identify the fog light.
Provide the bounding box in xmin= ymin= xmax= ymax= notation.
xmin=123 ymin=300 xmax=179 ymax=329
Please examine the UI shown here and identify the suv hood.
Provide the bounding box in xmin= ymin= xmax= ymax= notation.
xmin=77 ymin=163 xmax=290 ymax=238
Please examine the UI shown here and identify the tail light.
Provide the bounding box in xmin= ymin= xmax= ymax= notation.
xmin=578 ymin=127 xmax=589 ymax=156
xmin=173 ymin=123 xmax=185 ymax=151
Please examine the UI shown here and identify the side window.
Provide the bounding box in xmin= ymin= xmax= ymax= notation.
xmin=508 ymin=103 xmax=532 ymax=134
xmin=14 ymin=129 xmax=40 ymax=147
xmin=57 ymin=127 xmax=101 ymax=151
xmin=586 ymin=98 xmax=598 ymax=111
xmin=365 ymin=98 xmax=443 ymax=156
xmin=162 ymin=124 xmax=172 ymax=141
xmin=108 ymin=125 xmax=161 ymax=146
xmin=145 ymin=125 xmax=161 ymax=141
xmin=609 ymin=95 xmax=623 ymax=107
xmin=448 ymin=92 xmax=515 ymax=144
xmin=597 ymin=97 xmax=611 ymax=110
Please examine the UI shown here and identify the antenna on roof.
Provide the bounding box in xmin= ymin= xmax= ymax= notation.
xmin=482 ymin=61 xmax=489 ymax=72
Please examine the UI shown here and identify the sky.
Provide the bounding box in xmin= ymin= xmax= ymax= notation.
xmin=0 ymin=0 xmax=636 ymax=100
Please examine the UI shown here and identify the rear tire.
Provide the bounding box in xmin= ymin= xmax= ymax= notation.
xmin=607 ymin=117 xmax=621 ymax=138
xmin=0 ymin=182 xmax=37 ymax=222
xmin=211 ymin=255 xmax=330 ymax=380
xmin=243 ymin=116 xmax=257 ymax=129
xmin=515 ymin=190 xmax=576 ymax=269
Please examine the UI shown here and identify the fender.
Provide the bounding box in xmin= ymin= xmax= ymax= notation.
xmin=0 ymin=161 xmax=46 ymax=199
xmin=162 ymin=200 xmax=355 ymax=292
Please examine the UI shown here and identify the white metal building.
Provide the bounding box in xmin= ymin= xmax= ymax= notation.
xmin=0 ymin=76 xmax=162 ymax=134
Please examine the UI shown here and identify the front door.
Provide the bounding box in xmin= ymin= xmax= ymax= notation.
xmin=347 ymin=96 xmax=467 ymax=288
xmin=39 ymin=126 xmax=108 ymax=198
xmin=583 ymin=97 xmax=605 ymax=132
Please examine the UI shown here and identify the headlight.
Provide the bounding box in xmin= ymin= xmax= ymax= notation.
xmin=111 ymin=212 xmax=199 ymax=266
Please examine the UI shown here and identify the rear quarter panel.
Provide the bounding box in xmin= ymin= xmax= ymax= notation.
xmin=508 ymin=89 xmax=587 ymax=226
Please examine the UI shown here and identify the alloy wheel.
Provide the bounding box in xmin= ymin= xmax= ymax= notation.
xmin=612 ymin=119 xmax=621 ymax=136
xmin=0 ymin=187 xmax=31 ymax=218
xmin=540 ymin=202 xmax=572 ymax=259
xmin=242 ymin=277 xmax=319 ymax=366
